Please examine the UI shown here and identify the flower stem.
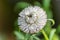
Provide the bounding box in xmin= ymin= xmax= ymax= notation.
xmin=41 ymin=29 xmax=49 ymax=40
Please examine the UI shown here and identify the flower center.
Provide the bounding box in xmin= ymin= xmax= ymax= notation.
xmin=25 ymin=12 xmax=37 ymax=24
xmin=28 ymin=14 xmax=32 ymax=18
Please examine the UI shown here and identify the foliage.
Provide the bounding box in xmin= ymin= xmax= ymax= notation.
xmin=13 ymin=0 xmax=60 ymax=40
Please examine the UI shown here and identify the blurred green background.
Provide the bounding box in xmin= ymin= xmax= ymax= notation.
xmin=0 ymin=0 xmax=60 ymax=40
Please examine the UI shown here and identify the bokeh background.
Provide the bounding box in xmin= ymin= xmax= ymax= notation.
xmin=0 ymin=0 xmax=60 ymax=40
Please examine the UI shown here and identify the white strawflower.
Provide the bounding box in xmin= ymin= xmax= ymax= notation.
xmin=18 ymin=6 xmax=47 ymax=34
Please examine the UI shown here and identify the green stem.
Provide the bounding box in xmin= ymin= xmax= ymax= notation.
xmin=41 ymin=29 xmax=49 ymax=40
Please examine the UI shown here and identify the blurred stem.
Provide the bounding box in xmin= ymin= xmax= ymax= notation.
xmin=41 ymin=29 xmax=49 ymax=40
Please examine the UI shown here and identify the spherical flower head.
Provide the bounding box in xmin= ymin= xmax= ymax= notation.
xmin=18 ymin=6 xmax=47 ymax=34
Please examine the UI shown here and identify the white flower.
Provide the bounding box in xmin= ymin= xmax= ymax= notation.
xmin=18 ymin=6 xmax=47 ymax=34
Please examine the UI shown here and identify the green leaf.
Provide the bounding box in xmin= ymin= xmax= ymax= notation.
xmin=56 ymin=25 xmax=60 ymax=34
xmin=33 ymin=1 xmax=41 ymax=6
xmin=33 ymin=36 xmax=40 ymax=40
xmin=14 ymin=31 xmax=25 ymax=40
xmin=42 ymin=0 xmax=51 ymax=10
xmin=42 ymin=0 xmax=53 ymax=19
xmin=30 ymin=36 xmax=34 ymax=40
xmin=25 ymin=33 xmax=31 ymax=40
xmin=49 ymin=29 xmax=56 ymax=40
xmin=31 ymin=34 xmax=40 ymax=40
xmin=46 ymin=10 xmax=53 ymax=19
xmin=14 ymin=2 xmax=31 ymax=13
xmin=52 ymin=34 xmax=59 ymax=40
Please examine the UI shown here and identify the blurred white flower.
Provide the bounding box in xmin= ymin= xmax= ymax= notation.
xmin=18 ymin=6 xmax=47 ymax=34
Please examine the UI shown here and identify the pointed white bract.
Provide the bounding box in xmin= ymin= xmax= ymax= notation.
xmin=18 ymin=6 xmax=47 ymax=34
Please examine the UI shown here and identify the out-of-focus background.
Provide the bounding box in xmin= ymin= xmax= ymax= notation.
xmin=0 ymin=0 xmax=60 ymax=40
